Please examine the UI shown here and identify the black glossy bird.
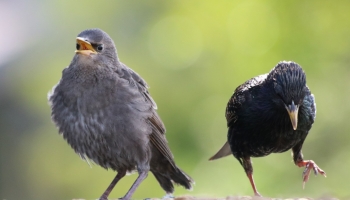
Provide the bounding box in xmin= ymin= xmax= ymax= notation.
xmin=209 ymin=61 xmax=326 ymax=196
xmin=48 ymin=28 xmax=193 ymax=200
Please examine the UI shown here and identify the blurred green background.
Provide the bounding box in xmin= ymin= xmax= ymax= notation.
xmin=0 ymin=0 xmax=349 ymax=199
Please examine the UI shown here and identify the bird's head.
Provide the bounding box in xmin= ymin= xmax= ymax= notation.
xmin=269 ymin=61 xmax=307 ymax=130
xmin=74 ymin=28 xmax=118 ymax=66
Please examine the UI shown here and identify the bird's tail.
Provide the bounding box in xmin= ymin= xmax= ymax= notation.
xmin=209 ymin=141 xmax=232 ymax=161
xmin=151 ymin=165 xmax=194 ymax=194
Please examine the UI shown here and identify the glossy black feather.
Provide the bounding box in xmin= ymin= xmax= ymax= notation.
xmin=210 ymin=61 xmax=322 ymax=196
xmin=226 ymin=61 xmax=315 ymax=159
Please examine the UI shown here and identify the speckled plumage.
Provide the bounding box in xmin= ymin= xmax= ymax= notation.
xmin=49 ymin=29 xmax=193 ymax=200
xmin=210 ymin=61 xmax=325 ymax=196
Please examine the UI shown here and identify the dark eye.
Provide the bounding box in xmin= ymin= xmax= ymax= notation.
xmin=97 ymin=44 xmax=103 ymax=51
xmin=76 ymin=43 xmax=80 ymax=50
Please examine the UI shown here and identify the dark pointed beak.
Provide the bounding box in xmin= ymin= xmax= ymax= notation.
xmin=75 ymin=37 xmax=97 ymax=55
xmin=285 ymin=100 xmax=299 ymax=130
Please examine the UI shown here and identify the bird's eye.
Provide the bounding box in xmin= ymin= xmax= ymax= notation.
xmin=76 ymin=43 xmax=80 ymax=50
xmin=97 ymin=44 xmax=103 ymax=51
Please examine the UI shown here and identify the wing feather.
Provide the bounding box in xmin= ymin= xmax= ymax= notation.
xmin=226 ymin=73 xmax=268 ymax=126
xmin=119 ymin=64 xmax=176 ymax=168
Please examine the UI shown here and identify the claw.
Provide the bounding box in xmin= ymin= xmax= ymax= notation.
xmin=314 ymin=166 xmax=318 ymax=176
xmin=297 ymin=160 xmax=326 ymax=189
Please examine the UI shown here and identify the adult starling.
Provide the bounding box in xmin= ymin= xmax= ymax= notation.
xmin=209 ymin=61 xmax=326 ymax=196
xmin=48 ymin=28 xmax=193 ymax=200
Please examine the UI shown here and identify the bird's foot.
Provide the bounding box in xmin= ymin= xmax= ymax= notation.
xmin=143 ymin=194 xmax=174 ymax=200
xmin=162 ymin=193 xmax=174 ymax=199
xmin=118 ymin=197 xmax=132 ymax=200
xmin=297 ymin=160 xmax=326 ymax=188
xmin=97 ymin=196 xmax=124 ymax=200
xmin=98 ymin=196 xmax=108 ymax=200
xmin=254 ymin=191 xmax=262 ymax=197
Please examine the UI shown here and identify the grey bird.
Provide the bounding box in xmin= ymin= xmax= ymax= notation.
xmin=48 ymin=28 xmax=193 ymax=200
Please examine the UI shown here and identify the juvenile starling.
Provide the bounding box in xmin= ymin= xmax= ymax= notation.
xmin=209 ymin=61 xmax=326 ymax=196
xmin=48 ymin=28 xmax=193 ymax=200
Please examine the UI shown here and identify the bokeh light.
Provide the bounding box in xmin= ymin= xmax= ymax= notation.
xmin=149 ymin=15 xmax=203 ymax=69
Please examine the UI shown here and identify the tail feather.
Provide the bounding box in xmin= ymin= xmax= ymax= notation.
xmin=170 ymin=167 xmax=193 ymax=190
xmin=153 ymin=171 xmax=174 ymax=193
xmin=150 ymin=142 xmax=194 ymax=194
xmin=152 ymin=166 xmax=194 ymax=194
xmin=209 ymin=141 xmax=232 ymax=161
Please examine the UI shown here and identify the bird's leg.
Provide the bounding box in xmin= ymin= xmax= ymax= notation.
xmin=120 ymin=169 xmax=149 ymax=200
xmin=100 ymin=170 xmax=127 ymax=200
xmin=292 ymin=145 xmax=326 ymax=188
xmin=242 ymin=157 xmax=261 ymax=196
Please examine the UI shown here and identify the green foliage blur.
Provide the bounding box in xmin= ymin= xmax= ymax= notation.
xmin=1 ymin=0 xmax=349 ymax=199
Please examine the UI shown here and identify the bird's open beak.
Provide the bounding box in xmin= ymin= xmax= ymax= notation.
xmin=285 ymin=101 xmax=299 ymax=130
xmin=75 ymin=37 xmax=97 ymax=55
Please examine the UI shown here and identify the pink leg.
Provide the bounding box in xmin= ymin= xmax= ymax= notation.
xmin=242 ymin=157 xmax=261 ymax=196
xmin=247 ymin=172 xmax=261 ymax=196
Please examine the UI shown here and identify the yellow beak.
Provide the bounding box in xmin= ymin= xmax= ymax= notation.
xmin=285 ymin=101 xmax=299 ymax=130
xmin=75 ymin=37 xmax=97 ymax=55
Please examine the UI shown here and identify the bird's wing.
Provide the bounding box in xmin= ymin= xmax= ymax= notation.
xmin=121 ymin=63 xmax=158 ymax=109
xmin=307 ymin=86 xmax=316 ymax=117
xmin=119 ymin=64 xmax=176 ymax=168
xmin=226 ymin=73 xmax=268 ymax=126
xmin=211 ymin=74 xmax=268 ymax=160
xmin=149 ymin=112 xmax=176 ymax=168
